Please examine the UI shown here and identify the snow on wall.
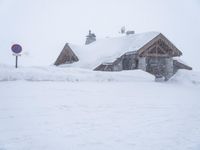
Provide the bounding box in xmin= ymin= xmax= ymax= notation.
xmin=68 ymin=32 xmax=160 ymax=69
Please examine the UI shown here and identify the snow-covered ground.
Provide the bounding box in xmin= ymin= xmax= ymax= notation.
xmin=0 ymin=66 xmax=200 ymax=150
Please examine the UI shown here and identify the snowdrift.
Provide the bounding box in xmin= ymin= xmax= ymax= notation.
xmin=0 ymin=65 xmax=199 ymax=85
xmin=169 ymin=70 xmax=200 ymax=85
xmin=0 ymin=65 xmax=154 ymax=82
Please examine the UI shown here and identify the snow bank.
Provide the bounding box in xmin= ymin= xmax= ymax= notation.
xmin=0 ymin=65 xmax=154 ymax=82
xmin=169 ymin=70 xmax=200 ymax=85
xmin=1 ymin=65 xmax=198 ymax=84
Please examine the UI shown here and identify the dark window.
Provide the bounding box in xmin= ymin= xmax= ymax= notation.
xmin=122 ymin=58 xmax=131 ymax=70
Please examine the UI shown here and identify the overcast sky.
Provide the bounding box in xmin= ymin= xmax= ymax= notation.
xmin=0 ymin=0 xmax=200 ymax=70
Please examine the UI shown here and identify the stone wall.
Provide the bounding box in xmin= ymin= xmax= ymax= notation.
xmin=165 ymin=58 xmax=174 ymax=79
xmin=138 ymin=57 xmax=146 ymax=71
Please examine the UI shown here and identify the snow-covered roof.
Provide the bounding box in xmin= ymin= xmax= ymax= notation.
xmin=68 ymin=31 xmax=160 ymax=69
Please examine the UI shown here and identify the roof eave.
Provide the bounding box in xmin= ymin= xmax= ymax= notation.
xmin=137 ymin=33 xmax=183 ymax=57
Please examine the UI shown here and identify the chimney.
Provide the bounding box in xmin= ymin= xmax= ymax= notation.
xmin=126 ymin=30 xmax=135 ymax=35
xmin=85 ymin=30 xmax=96 ymax=45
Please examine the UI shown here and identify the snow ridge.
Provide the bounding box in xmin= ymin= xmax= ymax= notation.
xmin=0 ymin=65 xmax=154 ymax=82
xmin=0 ymin=65 xmax=200 ymax=85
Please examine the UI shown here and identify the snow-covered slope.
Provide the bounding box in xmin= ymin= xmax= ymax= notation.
xmin=68 ymin=32 xmax=160 ymax=69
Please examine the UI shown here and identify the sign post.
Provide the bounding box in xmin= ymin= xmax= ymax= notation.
xmin=11 ymin=44 xmax=22 ymax=68
xmin=15 ymin=54 xmax=18 ymax=68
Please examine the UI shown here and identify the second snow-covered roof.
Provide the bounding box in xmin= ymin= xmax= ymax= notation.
xmin=69 ymin=32 xmax=160 ymax=69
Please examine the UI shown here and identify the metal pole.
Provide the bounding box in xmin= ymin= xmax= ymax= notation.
xmin=15 ymin=56 xmax=18 ymax=68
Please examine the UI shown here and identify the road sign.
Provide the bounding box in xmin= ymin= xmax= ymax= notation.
xmin=11 ymin=44 xmax=22 ymax=68
xmin=11 ymin=44 xmax=22 ymax=54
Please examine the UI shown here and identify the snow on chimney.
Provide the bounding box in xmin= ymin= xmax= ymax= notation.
xmin=85 ymin=30 xmax=96 ymax=45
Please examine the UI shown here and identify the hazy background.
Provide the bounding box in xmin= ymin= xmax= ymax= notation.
xmin=0 ymin=0 xmax=200 ymax=70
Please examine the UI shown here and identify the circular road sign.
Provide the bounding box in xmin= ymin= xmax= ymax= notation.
xmin=11 ymin=44 xmax=22 ymax=54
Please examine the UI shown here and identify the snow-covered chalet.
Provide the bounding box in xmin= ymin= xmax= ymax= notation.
xmin=54 ymin=31 xmax=192 ymax=80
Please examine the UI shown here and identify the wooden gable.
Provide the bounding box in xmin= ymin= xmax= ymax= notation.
xmin=54 ymin=43 xmax=79 ymax=66
xmin=138 ymin=33 xmax=182 ymax=57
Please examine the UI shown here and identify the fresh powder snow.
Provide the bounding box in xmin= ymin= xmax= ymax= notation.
xmin=0 ymin=80 xmax=200 ymax=150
